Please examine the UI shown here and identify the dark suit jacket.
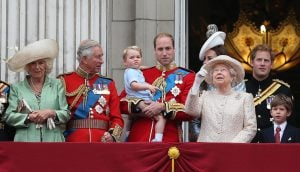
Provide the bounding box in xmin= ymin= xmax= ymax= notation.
xmin=258 ymin=124 xmax=300 ymax=143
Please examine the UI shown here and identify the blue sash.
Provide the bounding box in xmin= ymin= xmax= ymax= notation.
xmin=73 ymin=78 xmax=111 ymax=119
xmin=152 ymin=68 xmax=189 ymax=101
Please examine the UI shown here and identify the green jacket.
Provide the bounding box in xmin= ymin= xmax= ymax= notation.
xmin=4 ymin=76 xmax=70 ymax=142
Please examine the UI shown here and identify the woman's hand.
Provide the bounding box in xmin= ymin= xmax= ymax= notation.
xmin=28 ymin=109 xmax=55 ymax=124
xmin=191 ymin=65 xmax=207 ymax=94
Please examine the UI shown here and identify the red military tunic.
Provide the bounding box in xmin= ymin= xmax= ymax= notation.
xmin=60 ymin=68 xmax=123 ymax=142
xmin=120 ymin=64 xmax=195 ymax=142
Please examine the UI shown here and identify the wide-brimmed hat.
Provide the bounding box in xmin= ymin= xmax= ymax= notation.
xmin=204 ymin=55 xmax=245 ymax=86
xmin=199 ymin=31 xmax=226 ymax=61
xmin=7 ymin=39 xmax=58 ymax=72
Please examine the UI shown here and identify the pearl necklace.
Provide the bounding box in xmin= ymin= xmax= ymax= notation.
xmin=30 ymin=78 xmax=43 ymax=95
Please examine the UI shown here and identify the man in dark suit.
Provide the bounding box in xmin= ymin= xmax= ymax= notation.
xmin=0 ymin=80 xmax=15 ymax=141
xmin=245 ymin=44 xmax=294 ymax=142
xmin=258 ymin=94 xmax=300 ymax=143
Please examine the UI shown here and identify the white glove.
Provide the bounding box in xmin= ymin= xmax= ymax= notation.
xmin=191 ymin=65 xmax=207 ymax=94
xmin=47 ymin=118 xmax=56 ymax=130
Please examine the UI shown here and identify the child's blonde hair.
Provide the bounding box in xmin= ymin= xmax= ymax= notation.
xmin=122 ymin=45 xmax=142 ymax=61
xmin=271 ymin=94 xmax=293 ymax=113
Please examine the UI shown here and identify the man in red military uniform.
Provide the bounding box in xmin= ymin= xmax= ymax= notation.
xmin=120 ymin=33 xmax=195 ymax=142
xmin=60 ymin=40 xmax=123 ymax=142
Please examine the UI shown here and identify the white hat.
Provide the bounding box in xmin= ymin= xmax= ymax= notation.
xmin=204 ymin=55 xmax=245 ymax=87
xmin=199 ymin=31 xmax=226 ymax=61
xmin=7 ymin=39 xmax=58 ymax=72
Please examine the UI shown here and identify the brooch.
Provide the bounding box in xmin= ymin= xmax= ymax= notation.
xmin=98 ymin=96 xmax=107 ymax=107
xmin=95 ymin=105 xmax=103 ymax=114
xmin=171 ymin=86 xmax=181 ymax=97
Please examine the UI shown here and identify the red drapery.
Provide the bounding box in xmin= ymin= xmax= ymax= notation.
xmin=0 ymin=142 xmax=299 ymax=172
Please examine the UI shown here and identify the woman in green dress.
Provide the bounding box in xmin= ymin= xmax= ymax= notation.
xmin=4 ymin=39 xmax=70 ymax=142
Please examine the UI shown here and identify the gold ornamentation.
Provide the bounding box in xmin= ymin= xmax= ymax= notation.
xmin=152 ymin=76 xmax=167 ymax=101
xmin=76 ymin=67 xmax=96 ymax=79
xmin=225 ymin=10 xmax=300 ymax=72
xmin=168 ymin=146 xmax=180 ymax=172
xmin=273 ymin=79 xmax=290 ymax=88
xmin=165 ymin=102 xmax=184 ymax=112
xmin=254 ymin=82 xmax=282 ymax=106
xmin=110 ymin=124 xmax=123 ymax=142
xmin=123 ymin=98 xmax=143 ymax=114
xmin=156 ymin=62 xmax=176 ymax=71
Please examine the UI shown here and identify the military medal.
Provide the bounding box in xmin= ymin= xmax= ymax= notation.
xmin=95 ymin=105 xmax=103 ymax=114
xmin=266 ymin=96 xmax=274 ymax=110
xmin=93 ymin=84 xmax=101 ymax=94
xmin=175 ymin=72 xmax=183 ymax=84
xmin=100 ymin=84 xmax=110 ymax=95
xmin=105 ymin=107 xmax=110 ymax=116
xmin=98 ymin=96 xmax=107 ymax=107
xmin=255 ymin=88 xmax=262 ymax=98
xmin=178 ymin=73 xmax=183 ymax=84
xmin=171 ymin=86 xmax=180 ymax=97
xmin=175 ymin=74 xmax=179 ymax=84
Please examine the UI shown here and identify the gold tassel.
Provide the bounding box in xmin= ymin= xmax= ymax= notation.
xmin=168 ymin=146 xmax=180 ymax=172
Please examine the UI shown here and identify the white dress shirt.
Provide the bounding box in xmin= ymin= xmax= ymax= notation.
xmin=273 ymin=121 xmax=287 ymax=141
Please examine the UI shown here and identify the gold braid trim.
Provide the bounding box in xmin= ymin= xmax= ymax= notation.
xmin=59 ymin=76 xmax=88 ymax=110
xmin=165 ymin=102 xmax=184 ymax=120
xmin=122 ymin=97 xmax=143 ymax=114
xmin=110 ymin=124 xmax=123 ymax=142
xmin=254 ymin=82 xmax=281 ymax=106
xmin=126 ymin=98 xmax=144 ymax=105
xmin=273 ymin=79 xmax=290 ymax=88
xmin=69 ymin=85 xmax=88 ymax=110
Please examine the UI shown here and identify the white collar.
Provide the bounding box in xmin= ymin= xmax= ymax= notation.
xmin=273 ymin=121 xmax=287 ymax=131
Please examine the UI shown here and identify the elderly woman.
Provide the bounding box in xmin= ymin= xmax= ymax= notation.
xmin=185 ymin=55 xmax=257 ymax=142
xmin=4 ymin=39 xmax=70 ymax=142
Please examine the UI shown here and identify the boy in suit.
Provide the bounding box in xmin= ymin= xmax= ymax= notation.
xmin=259 ymin=94 xmax=300 ymax=143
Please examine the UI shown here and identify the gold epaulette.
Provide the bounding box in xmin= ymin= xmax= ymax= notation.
xmin=273 ymin=79 xmax=290 ymax=88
